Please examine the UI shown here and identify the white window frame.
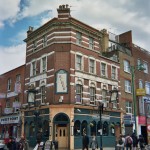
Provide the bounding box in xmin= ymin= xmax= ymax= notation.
xmin=40 ymin=85 xmax=46 ymax=104
xmin=126 ymin=101 xmax=132 ymax=114
xmin=16 ymin=74 xmax=21 ymax=83
xmin=124 ymin=60 xmax=130 ymax=73
xmin=89 ymin=59 xmax=95 ymax=74
xmin=125 ymin=80 xmax=131 ymax=93
xmin=101 ymin=63 xmax=107 ymax=77
xmin=111 ymin=66 xmax=117 ymax=80
xmin=40 ymin=56 xmax=47 ymax=73
xmin=143 ymin=62 xmax=148 ymax=74
xmin=89 ymin=37 xmax=94 ymax=49
xmin=76 ymin=54 xmax=83 ymax=71
xmin=139 ymin=79 xmax=143 ymax=89
xmin=76 ymin=32 xmax=82 ymax=45
xmin=145 ymin=82 xmax=150 ymax=95
xmin=137 ymin=59 xmax=141 ymax=66
xmin=90 ymin=84 xmax=96 ymax=105
xmin=7 ymin=78 xmax=11 ymax=91
xmin=30 ymin=60 xmax=37 ymax=76
xmin=76 ymin=83 xmax=83 ymax=104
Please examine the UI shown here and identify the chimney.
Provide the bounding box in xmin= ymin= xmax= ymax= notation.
xmin=57 ymin=4 xmax=71 ymax=19
xmin=101 ymin=29 xmax=109 ymax=52
xmin=27 ymin=26 xmax=34 ymax=37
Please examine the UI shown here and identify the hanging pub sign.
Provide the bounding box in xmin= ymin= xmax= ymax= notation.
xmin=55 ymin=69 xmax=68 ymax=94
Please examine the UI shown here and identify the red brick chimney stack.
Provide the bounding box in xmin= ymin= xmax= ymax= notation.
xmin=57 ymin=4 xmax=71 ymax=19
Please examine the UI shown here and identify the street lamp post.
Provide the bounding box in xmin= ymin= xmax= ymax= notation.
xmin=130 ymin=64 xmax=145 ymax=135
xmin=98 ymin=102 xmax=103 ymax=150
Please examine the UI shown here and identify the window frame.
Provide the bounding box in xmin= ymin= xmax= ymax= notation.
xmin=76 ymin=55 xmax=83 ymax=71
xmin=101 ymin=63 xmax=107 ymax=77
xmin=41 ymin=56 xmax=47 ymax=73
xmin=76 ymin=32 xmax=82 ymax=45
xmin=126 ymin=101 xmax=132 ymax=114
xmin=30 ymin=61 xmax=36 ymax=76
xmin=111 ymin=66 xmax=117 ymax=80
xmin=123 ymin=60 xmax=130 ymax=73
xmin=145 ymin=82 xmax=150 ymax=95
xmin=76 ymin=84 xmax=83 ymax=104
xmin=143 ymin=62 xmax=148 ymax=74
xmin=90 ymin=86 xmax=96 ymax=105
xmin=7 ymin=78 xmax=11 ymax=91
xmin=89 ymin=37 xmax=94 ymax=49
xmin=125 ymin=80 xmax=131 ymax=93
xmin=89 ymin=59 xmax=95 ymax=74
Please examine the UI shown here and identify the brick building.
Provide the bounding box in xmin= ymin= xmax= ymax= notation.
xmin=22 ymin=5 xmax=121 ymax=149
xmin=0 ymin=65 xmax=25 ymax=143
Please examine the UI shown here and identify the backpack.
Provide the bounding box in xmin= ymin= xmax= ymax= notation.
xmin=118 ymin=138 xmax=123 ymax=145
xmin=127 ymin=137 xmax=132 ymax=144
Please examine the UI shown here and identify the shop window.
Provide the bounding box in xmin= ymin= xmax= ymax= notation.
xmin=103 ymin=121 xmax=108 ymax=136
xmin=29 ymin=122 xmax=35 ymax=136
xmin=74 ymin=120 xmax=81 ymax=136
xmin=43 ymin=120 xmax=49 ymax=137
xmin=90 ymin=121 xmax=96 ymax=136
xmin=81 ymin=121 xmax=88 ymax=135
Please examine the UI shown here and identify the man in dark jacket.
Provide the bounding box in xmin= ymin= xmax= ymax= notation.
xmin=82 ymin=132 xmax=89 ymax=150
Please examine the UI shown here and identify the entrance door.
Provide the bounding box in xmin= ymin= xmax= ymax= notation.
xmin=57 ymin=126 xmax=68 ymax=149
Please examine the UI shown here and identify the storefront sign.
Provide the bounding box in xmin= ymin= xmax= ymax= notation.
xmin=138 ymin=116 xmax=146 ymax=125
xmin=136 ymin=89 xmax=146 ymax=96
xmin=0 ymin=115 xmax=20 ymax=124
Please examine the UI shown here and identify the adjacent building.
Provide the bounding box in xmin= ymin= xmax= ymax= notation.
xmin=0 ymin=65 xmax=25 ymax=143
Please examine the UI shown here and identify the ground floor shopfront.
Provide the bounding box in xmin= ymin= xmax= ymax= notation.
xmin=23 ymin=104 xmax=122 ymax=149
xmin=0 ymin=114 xmax=22 ymax=143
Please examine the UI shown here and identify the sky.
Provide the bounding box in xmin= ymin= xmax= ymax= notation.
xmin=0 ymin=0 xmax=150 ymax=74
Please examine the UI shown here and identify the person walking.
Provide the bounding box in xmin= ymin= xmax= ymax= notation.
xmin=125 ymin=134 xmax=133 ymax=150
xmin=82 ymin=131 xmax=89 ymax=150
xmin=117 ymin=134 xmax=125 ymax=150
xmin=90 ymin=134 xmax=98 ymax=150
xmin=18 ymin=136 xmax=29 ymax=150
xmin=138 ymin=135 xmax=145 ymax=150
xmin=131 ymin=133 xmax=138 ymax=150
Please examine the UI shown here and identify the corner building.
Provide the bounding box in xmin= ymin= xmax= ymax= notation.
xmin=23 ymin=5 xmax=122 ymax=149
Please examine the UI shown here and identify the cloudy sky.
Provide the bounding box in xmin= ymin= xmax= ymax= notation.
xmin=0 ymin=0 xmax=150 ymax=74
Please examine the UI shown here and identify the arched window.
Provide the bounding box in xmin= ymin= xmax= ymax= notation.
xmin=81 ymin=121 xmax=88 ymax=135
xmin=29 ymin=122 xmax=35 ymax=136
xmin=74 ymin=120 xmax=81 ymax=136
xmin=43 ymin=120 xmax=49 ymax=137
xmin=90 ymin=121 xmax=96 ymax=136
xmin=103 ymin=121 xmax=108 ymax=136
xmin=110 ymin=122 xmax=115 ymax=136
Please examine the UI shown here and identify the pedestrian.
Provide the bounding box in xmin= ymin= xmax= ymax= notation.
xmin=82 ymin=130 xmax=89 ymax=150
xmin=18 ymin=136 xmax=29 ymax=150
xmin=7 ymin=137 xmax=16 ymax=150
xmin=131 ymin=133 xmax=138 ymax=150
xmin=125 ymin=134 xmax=133 ymax=150
xmin=90 ymin=134 xmax=98 ymax=150
xmin=117 ymin=134 xmax=125 ymax=150
xmin=36 ymin=129 xmax=43 ymax=144
xmin=138 ymin=135 xmax=145 ymax=150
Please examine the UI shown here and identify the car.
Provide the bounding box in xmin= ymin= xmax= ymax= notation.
xmin=0 ymin=138 xmax=6 ymax=150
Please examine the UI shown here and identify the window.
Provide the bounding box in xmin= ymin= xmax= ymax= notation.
xmin=126 ymin=101 xmax=132 ymax=113
xmin=111 ymin=66 xmax=117 ymax=79
xmin=90 ymin=121 xmax=96 ymax=136
xmin=33 ymin=41 xmax=37 ymax=51
xmin=81 ymin=121 xmax=88 ymax=135
xmin=41 ymin=85 xmax=46 ymax=103
xmin=137 ymin=59 xmax=141 ymax=66
xmin=6 ymin=99 xmax=10 ymax=108
xmin=145 ymin=82 xmax=150 ymax=95
xmin=43 ymin=35 xmax=47 ymax=47
xmin=76 ymin=84 xmax=83 ymax=103
xmin=125 ymin=80 xmax=131 ymax=93
xmin=31 ymin=61 xmax=36 ymax=76
xmin=74 ymin=120 xmax=81 ymax=136
xmin=89 ymin=37 xmax=94 ymax=49
xmin=76 ymin=55 xmax=82 ymax=70
xmin=139 ymin=98 xmax=144 ymax=115
xmin=41 ymin=57 xmax=47 ymax=73
xmin=89 ymin=59 xmax=95 ymax=74
xmin=101 ymin=63 xmax=107 ymax=76
xmin=143 ymin=62 xmax=148 ymax=73
xmin=102 ymin=89 xmax=107 ymax=101
xmin=90 ymin=86 xmax=96 ymax=105
xmin=103 ymin=122 xmax=108 ymax=136
xmin=124 ymin=60 xmax=130 ymax=73
xmin=7 ymin=78 xmax=11 ymax=91
xmin=139 ymin=80 xmax=143 ymax=88
xmin=16 ymin=74 xmax=21 ymax=82
xmin=76 ymin=32 xmax=82 ymax=45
